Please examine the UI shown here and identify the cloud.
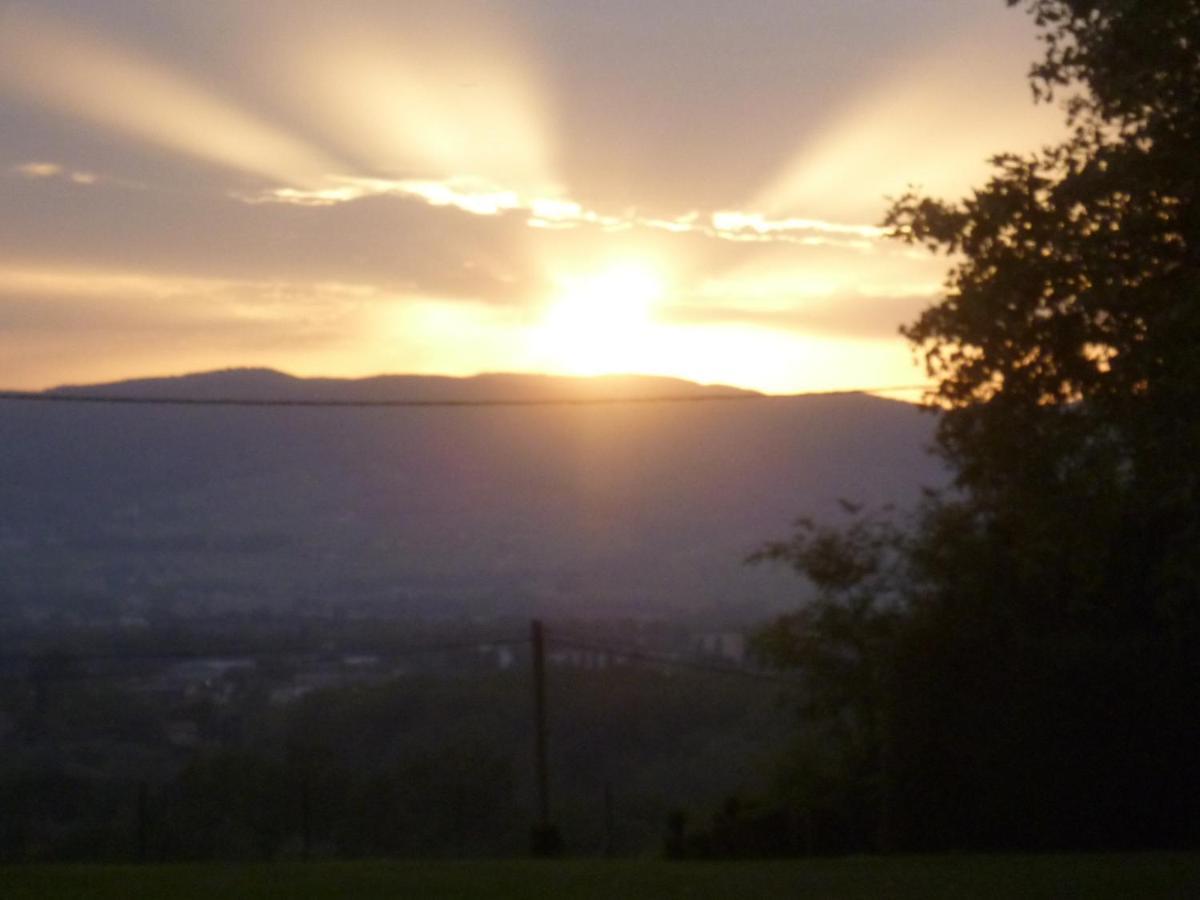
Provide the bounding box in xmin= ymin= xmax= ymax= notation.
xmin=246 ymin=176 xmax=524 ymax=217
xmin=248 ymin=175 xmax=888 ymax=250
xmin=1 ymin=5 xmax=899 ymax=260
xmin=0 ymin=265 xmax=386 ymax=387
xmin=0 ymin=265 xmax=379 ymax=327
xmin=709 ymin=212 xmax=886 ymax=242
xmin=0 ymin=169 xmax=544 ymax=306
xmin=0 ymin=262 xmax=537 ymax=391
xmin=9 ymin=161 xmax=97 ymax=184
xmin=12 ymin=162 xmax=61 ymax=178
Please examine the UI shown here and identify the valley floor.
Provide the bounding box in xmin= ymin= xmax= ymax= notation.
xmin=5 ymin=854 xmax=1199 ymax=900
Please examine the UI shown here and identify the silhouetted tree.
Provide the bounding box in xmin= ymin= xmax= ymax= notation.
xmin=749 ymin=504 xmax=905 ymax=849
xmin=757 ymin=1 xmax=1200 ymax=852
xmin=889 ymin=1 xmax=1200 ymax=619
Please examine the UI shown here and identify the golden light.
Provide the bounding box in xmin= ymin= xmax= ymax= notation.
xmin=0 ymin=8 xmax=340 ymax=187
xmin=532 ymin=262 xmax=666 ymax=376
xmin=270 ymin=16 xmax=557 ymax=198
xmin=750 ymin=27 xmax=1063 ymax=223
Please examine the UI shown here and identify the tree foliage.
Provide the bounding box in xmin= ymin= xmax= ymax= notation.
xmin=749 ymin=505 xmax=904 ymax=729
xmin=748 ymin=505 xmax=907 ymax=852
xmin=755 ymin=1 xmax=1200 ymax=852
xmin=890 ymin=0 xmax=1200 ymax=632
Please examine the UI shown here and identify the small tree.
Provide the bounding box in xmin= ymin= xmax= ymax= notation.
xmin=749 ymin=504 xmax=906 ymax=851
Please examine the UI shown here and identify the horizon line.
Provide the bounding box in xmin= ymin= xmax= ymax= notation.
xmin=0 ymin=367 xmax=932 ymax=406
xmin=0 ymin=384 xmax=933 ymax=409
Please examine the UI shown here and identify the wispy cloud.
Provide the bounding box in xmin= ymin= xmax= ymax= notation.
xmin=709 ymin=212 xmax=887 ymax=241
xmin=247 ymin=176 xmax=524 ymax=216
xmin=0 ymin=7 xmax=890 ymax=254
xmin=9 ymin=161 xmax=97 ymax=184
xmin=0 ymin=261 xmax=535 ymax=391
xmin=12 ymin=162 xmax=62 ymax=179
xmin=0 ymin=260 xmax=392 ymax=305
xmin=246 ymin=176 xmax=887 ymax=250
xmin=0 ymin=264 xmax=383 ymax=343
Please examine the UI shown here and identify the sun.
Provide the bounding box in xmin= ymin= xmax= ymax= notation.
xmin=534 ymin=261 xmax=666 ymax=375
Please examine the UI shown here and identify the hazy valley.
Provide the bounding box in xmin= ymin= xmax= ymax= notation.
xmin=1 ymin=369 xmax=943 ymax=627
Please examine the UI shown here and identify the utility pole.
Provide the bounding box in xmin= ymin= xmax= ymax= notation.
xmin=530 ymin=619 xmax=561 ymax=855
xmin=603 ymin=780 xmax=615 ymax=858
xmin=532 ymin=619 xmax=549 ymax=826
xmin=301 ymin=771 xmax=312 ymax=861
xmin=137 ymin=781 xmax=149 ymax=862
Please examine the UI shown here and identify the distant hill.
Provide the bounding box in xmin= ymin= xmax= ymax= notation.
xmin=1 ymin=369 xmax=944 ymax=624
xmin=48 ymin=368 xmax=758 ymax=403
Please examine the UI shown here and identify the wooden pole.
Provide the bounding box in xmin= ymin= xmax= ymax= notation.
xmin=529 ymin=619 xmax=562 ymax=855
xmin=137 ymin=781 xmax=149 ymax=862
xmin=301 ymin=772 xmax=312 ymax=861
xmin=532 ymin=619 xmax=549 ymax=828
xmin=603 ymin=780 xmax=615 ymax=858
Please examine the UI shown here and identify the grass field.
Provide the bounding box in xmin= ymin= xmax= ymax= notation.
xmin=5 ymin=855 xmax=1200 ymax=900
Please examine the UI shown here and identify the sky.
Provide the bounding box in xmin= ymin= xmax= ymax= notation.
xmin=0 ymin=0 xmax=1064 ymax=395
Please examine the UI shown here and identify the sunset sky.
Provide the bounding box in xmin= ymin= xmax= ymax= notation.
xmin=0 ymin=0 xmax=1063 ymax=395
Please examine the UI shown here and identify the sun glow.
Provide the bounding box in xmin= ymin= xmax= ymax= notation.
xmin=533 ymin=262 xmax=666 ymax=376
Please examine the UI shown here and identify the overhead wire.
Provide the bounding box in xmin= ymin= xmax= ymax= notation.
xmin=0 ymin=632 xmax=795 ymax=684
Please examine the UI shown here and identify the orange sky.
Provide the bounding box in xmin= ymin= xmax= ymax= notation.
xmin=0 ymin=1 xmax=1064 ymax=396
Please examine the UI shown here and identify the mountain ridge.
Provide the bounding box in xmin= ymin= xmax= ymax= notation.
xmin=46 ymin=368 xmax=765 ymax=403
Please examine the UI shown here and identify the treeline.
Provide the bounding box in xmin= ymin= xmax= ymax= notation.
xmin=728 ymin=0 xmax=1200 ymax=855
xmin=0 ymin=666 xmax=786 ymax=861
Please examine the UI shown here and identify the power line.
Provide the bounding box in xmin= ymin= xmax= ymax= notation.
xmin=0 ymin=634 xmax=793 ymax=684
xmin=0 ymin=384 xmax=932 ymax=409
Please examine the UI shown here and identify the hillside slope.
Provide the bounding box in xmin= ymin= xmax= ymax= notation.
xmin=0 ymin=370 xmax=944 ymax=622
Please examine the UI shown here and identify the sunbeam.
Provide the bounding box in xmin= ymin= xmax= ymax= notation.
xmin=0 ymin=7 xmax=341 ymax=186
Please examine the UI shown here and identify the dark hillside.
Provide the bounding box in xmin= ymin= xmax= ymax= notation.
xmin=0 ymin=370 xmax=943 ymax=621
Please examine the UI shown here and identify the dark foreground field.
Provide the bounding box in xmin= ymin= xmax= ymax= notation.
xmin=5 ymin=855 xmax=1199 ymax=900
